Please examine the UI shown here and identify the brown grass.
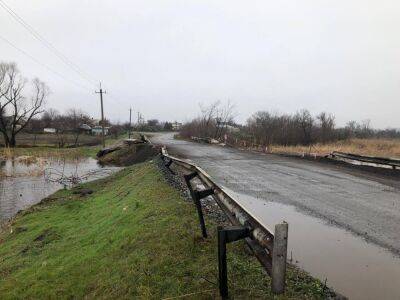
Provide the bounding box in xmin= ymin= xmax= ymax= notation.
xmin=0 ymin=133 xmax=102 ymax=147
xmin=268 ymin=138 xmax=400 ymax=158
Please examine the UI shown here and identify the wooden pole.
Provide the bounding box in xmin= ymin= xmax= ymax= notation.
xmin=271 ymin=222 xmax=288 ymax=294
xmin=129 ymin=107 xmax=132 ymax=139
xmin=95 ymin=83 xmax=106 ymax=148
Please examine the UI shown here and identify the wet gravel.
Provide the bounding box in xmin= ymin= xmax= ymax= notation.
xmin=156 ymin=156 xmax=227 ymax=224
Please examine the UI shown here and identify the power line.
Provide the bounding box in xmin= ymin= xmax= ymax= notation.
xmin=1 ymin=35 xmax=133 ymax=121
xmin=0 ymin=0 xmax=98 ymax=88
xmin=0 ymin=34 xmax=92 ymax=92
xmin=0 ymin=1 xmax=132 ymax=117
xmin=104 ymin=91 xmax=125 ymax=106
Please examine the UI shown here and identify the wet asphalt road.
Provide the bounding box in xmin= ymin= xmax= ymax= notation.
xmin=153 ymin=132 xmax=400 ymax=254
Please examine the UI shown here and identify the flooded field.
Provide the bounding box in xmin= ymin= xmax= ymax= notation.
xmin=230 ymin=190 xmax=400 ymax=300
xmin=0 ymin=156 xmax=120 ymax=222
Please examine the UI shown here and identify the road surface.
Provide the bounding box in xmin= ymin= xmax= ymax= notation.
xmin=153 ymin=132 xmax=400 ymax=254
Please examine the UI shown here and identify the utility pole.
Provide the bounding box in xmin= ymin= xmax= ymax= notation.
xmin=137 ymin=111 xmax=140 ymax=126
xmin=129 ymin=107 xmax=132 ymax=139
xmin=95 ymin=83 xmax=106 ymax=148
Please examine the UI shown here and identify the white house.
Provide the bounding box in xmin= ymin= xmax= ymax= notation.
xmin=44 ymin=128 xmax=57 ymax=134
xmin=92 ymin=126 xmax=109 ymax=136
xmin=171 ymin=121 xmax=182 ymax=131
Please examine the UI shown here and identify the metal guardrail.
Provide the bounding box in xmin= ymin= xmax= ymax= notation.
xmin=160 ymin=147 xmax=288 ymax=297
xmin=330 ymin=151 xmax=400 ymax=169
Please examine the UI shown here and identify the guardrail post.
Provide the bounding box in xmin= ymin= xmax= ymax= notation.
xmin=218 ymin=226 xmax=250 ymax=299
xmin=183 ymin=172 xmax=198 ymax=195
xmin=192 ymin=189 xmax=214 ymax=238
xmin=271 ymin=222 xmax=288 ymax=294
xmin=165 ymin=158 xmax=173 ymax=168
xmin=183 ymin=172 xmax=211 ymax=238
xmin=164 ymin=158 xmax=176 ymax=174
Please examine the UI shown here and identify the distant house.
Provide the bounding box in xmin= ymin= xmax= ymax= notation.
xmin=171 ymin=121 xmax=182 ymax=131
xmin=225 ymin=125 xmax=240 ymax=133
xmin=216 ymin=122 xmax=239 ymax=133
xmin=43 ymin=128 xmax=57 ymax=134
xmin=79 ymin=124 xmax=92 ymax=134
xmin=92 ymin=126 xmax=110 ymax=136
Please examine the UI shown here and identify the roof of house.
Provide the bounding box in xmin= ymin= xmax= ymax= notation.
xmin=79 ymin=124 xmax=92 ymax=130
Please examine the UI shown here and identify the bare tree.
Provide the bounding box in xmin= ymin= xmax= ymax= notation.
xmin=296 ymin=109 xmax=314 ymax=145
xmin=199 ymin=101 xmax=220 ymax=137
xmin=41 ymin=108 xmax=59 ymax=128
xmin=53 ymin=114 xmax=68 ymax=148
xmin=179 ymin=101 xmax=237 ymax=140
xmin=66 ymin=108 xmax=87 ymax=147
xmin=317 ymin=112 xmax=335 ymax=143
xmin=214 ymin=100 xmax=236 ymax=139
xmin=0 ymin=62 xmax=49 ymax=147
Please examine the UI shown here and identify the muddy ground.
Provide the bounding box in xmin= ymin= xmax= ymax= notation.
xmin=97 ymin=143 xmax=159 ymax=166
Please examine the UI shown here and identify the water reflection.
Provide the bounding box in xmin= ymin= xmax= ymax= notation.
xmin=0 ymin=157 xmax=120 ymax=222
xmin=228 ymin=190 xmax=400 ymax=300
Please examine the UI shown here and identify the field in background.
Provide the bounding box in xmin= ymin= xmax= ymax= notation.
xmin=0 ymin=133 xmax=101 ymax=148
xmin=0 ymin=133 xmax=129 ymax=161
xmin=267 ymin=138 xmax=400 ymax=158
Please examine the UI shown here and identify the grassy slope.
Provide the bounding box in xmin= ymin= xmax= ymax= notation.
xmin=0 ymin=162 xmax=327 ymax=299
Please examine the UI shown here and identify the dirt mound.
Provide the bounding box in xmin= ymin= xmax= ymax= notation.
xmin=98 ymin=144 xmax=159 ymax=166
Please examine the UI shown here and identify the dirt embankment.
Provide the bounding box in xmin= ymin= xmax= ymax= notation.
xmin=97 ymin=142 xmax=159 ymax=166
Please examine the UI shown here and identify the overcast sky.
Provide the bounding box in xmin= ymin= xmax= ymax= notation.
xmin=1 ymin=0 xmax=399 ymax=128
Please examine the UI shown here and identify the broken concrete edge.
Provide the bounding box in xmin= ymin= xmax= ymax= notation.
xmin=96 ymin=134 xmax=151 ymax=158
xmin=96 ymin=147 xmax=122 ymax=158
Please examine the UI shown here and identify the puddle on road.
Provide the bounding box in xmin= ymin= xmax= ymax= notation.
xmin=227 ymin=190 xmax=400 ymax=300
xmin=0 ymin=157 xmax=120 ymax=222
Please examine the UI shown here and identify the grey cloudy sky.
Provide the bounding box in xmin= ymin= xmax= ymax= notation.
xmin=1 ymin=0 xmax=399 ymax=128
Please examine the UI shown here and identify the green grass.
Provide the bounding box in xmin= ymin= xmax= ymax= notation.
xmin=0 ymin=162 xmax=329 ymax=299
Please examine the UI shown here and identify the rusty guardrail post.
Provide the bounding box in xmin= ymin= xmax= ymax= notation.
xmin=271 ymin=222 xmax=288 ymax=294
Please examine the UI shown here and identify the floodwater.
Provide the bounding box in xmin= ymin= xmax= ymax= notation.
xmin=0 ymin=157 xmax=120 ymax=222
xmin=228 ymin=190 xmax=400 ymax=300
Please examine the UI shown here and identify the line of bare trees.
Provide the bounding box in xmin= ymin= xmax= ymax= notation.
xmin=180 ymin=101 xmax=236 ymax=140
xmin=245 ymin=110 xmax=336 ymax=146
xmin=180 ymin=102 xmax=400 ymax=148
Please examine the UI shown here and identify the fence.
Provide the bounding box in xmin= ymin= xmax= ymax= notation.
xmin=160 ymin=147 xmax=288 ymax=298
xmin=330 ymin=151 xmax=400 ymax=170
